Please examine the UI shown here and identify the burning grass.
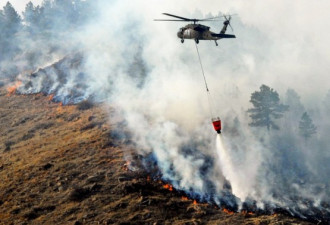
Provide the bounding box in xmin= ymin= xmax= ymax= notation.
xmin=6 ymin=81 xmax=22 ymax=96
xmin=0 ymin=89 xmax=318 ymax=225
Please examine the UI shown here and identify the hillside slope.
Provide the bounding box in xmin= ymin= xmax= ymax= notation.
xmin=0 ymin=88 xmax=314 ymax=225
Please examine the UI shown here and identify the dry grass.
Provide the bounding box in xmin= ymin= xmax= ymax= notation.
xmin=0 ymin=88 xmax=315 ymax=225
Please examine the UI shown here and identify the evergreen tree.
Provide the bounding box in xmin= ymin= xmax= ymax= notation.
xmin=0 ymin=9 xmax=4 ymax=25
xmin=299 ymin=112 xmax=317 ymax=140
xmin=39 ymin=0 xmax=53 ymax=30
xmin=1 ymin=2 xmax=22 ymax=59
xmin=23 ymin=2 xmax=44 ymax=34
xmin=0 ymin=9 xmax=5 ymax=61
xmin=23 ymin=2 xmax=38 ymax=27
xmin=247 ymin=84 xmax=289 ymax=131
xmin=229 ymin=116 xmax=241 ymax=136
xmin=2 ymin=2 xmax=21 ymax=33
xmin=285 ymin=88 xmax=305 ymax=116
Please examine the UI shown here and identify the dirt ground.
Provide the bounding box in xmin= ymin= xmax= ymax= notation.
xmin=0 ymin=88 xmax=316 ymax=225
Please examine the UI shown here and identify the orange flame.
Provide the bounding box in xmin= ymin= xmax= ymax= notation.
xmin=242 ymin=210 xmax=254 ymax=216
xmin=193 ymin=200 xmax=197 ymax=205
xmin=163 ymin=184 xmax=173 ymax=191
xmin=7 ymin=81 xmax=22 ymax=96
xmin=147 ymin=176 xmax=150 ymax=182
xmin=48 ymin=94 xmax=54 ymax=101
xmin=181 ymin=196 xmax=189 ymax=201
xmin=222 ymin=208 xmax=234 ymax=215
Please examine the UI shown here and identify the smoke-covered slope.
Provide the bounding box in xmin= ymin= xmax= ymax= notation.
xmin=1 ymin=1 xmax=330 ymax=224
xmin=0 ymin=89 xmax=316 ymax=225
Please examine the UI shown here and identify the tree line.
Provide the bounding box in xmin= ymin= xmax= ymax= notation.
xmin=0 ymin=0 xmax=93 ymax=73
xmin=247 ymin=84 xmax=317 ymax=140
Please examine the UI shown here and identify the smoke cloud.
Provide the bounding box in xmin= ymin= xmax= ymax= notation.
xmin=2 ymin=0 xmax=330 ymax=222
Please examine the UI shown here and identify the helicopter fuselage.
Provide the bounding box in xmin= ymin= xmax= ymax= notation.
xmin=177 ymin=28 xmax=219 ymax=41
xmin=177 ymin=24 xmax=220 ymax=41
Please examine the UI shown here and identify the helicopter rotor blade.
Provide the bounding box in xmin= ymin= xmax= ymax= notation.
xmin=199 ymin=19 xmax=223 ymax=21
xmin=201 ymin=16 xmax=224 ymax=21
xmin=221 ymin=13 xmax=237 ymax=18
xmin=155 ymin=13 xmax=237 ymax=24
xmin=222 ymin=14 xmax=234 ymax=32
xmin=162 ymin=13 xmax=191 ymax=21
xmin=154 ymin=19 xmax=190 ymax=21
xmin=229 ymin=23 xmax=234 ymax=32
xmin=154 ymin=19 xmax=223 ymax=22
xmin=228 ymin=15 xmax=234 ymax=32
xmin=161 ymin=13 xmax=222 ymax=23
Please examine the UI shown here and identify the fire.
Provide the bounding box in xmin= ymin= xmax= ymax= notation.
xmin=7 ymin=81 xmax=22 ymax=96
xmin=222 ymin=208 xmax=234 ymax=215
xmin=193 ymin=200 xmax=197 ymax=205
xmin=48 ymin=94 xmax=54 ymax=101
xmin=163 ymin=184 xmax=173 ymax=191
xmin=147 ymin=176 xmax=150 ymax=182
xmin=242 ymin=210 xmax=254 ymax=216
xmin=181 ymin=196 xmax=189 ymax=201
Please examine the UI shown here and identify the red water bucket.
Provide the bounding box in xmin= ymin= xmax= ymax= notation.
xmin=212 ymin=117 xmax=221 ymax=133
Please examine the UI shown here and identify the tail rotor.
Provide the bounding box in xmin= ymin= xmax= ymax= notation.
xmin=223 ymin=15 xmax=234 ymax=32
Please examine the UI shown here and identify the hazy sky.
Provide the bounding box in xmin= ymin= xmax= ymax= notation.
xmin=2 ymin=0 xmax=330 ymax=101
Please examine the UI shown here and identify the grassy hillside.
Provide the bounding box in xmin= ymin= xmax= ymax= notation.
xmin=0 ymin=88 xmax=313 ymax=225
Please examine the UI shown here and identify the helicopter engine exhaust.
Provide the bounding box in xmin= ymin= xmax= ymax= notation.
xmin=212 ymin=117 xmax=221 ymax=134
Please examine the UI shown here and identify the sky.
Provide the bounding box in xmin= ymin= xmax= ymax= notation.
xmin=2 ymin=0 xmax=330 ymax=102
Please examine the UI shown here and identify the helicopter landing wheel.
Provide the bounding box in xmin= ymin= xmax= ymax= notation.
xmin=195 ymin=39 xmax=199 ymax=44
xmin=181 ymin=39 xmax=184 ymax=43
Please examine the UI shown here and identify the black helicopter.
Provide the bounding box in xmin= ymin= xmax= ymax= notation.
xmin=155 ymin=13 xmax=236 ymax=46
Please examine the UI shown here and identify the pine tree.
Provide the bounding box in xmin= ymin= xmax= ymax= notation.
xmin=0 ymin=9 xmax=5 ymax=61
xmin=23 ymin=2 xmax=37 ymax=26
xmin=247 ymin=84 xmax=289 ymax=131
xmin=299 ymin=112 xmax=317 ymax=140
xmin=285 ymin=88 xmax=305 ymax=116
xmin=2 ymin=2 xmax=21 ymax=33
xmin=1 ymin=2 xmax=22 ymax=59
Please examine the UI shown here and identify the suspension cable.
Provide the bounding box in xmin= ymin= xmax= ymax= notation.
xmin=195 ymin=42 xmax=209 ymax=92
xmin=195 ymin=43 xmax=215 ymax=119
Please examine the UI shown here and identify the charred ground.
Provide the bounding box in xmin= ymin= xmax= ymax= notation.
xmin=0 ymin=88 xmax=317 ymax=224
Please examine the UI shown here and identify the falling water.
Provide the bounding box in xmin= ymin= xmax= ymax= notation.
xmin=216 ymin=134 xmax=251 ymax=203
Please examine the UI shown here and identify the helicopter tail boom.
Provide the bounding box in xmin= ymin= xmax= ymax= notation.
xmin=211 ymin=33 xmax=236 ymax=38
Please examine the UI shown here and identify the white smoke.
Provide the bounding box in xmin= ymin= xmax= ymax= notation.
xmin=4 ymin=0 xmax=330 ymax=221
xmin=216 ymin=134 xmax=262 ymax=203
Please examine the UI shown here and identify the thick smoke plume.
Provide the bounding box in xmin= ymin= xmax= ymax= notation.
xmin=2 ymin=0 xmax=330 ymax=222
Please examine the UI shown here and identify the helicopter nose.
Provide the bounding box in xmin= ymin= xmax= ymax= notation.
xmin=177 ymin=32 xmax=182 ymax=38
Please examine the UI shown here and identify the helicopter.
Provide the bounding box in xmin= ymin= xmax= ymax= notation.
xmin=155 ymin=13 xmax=236 ymax=46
